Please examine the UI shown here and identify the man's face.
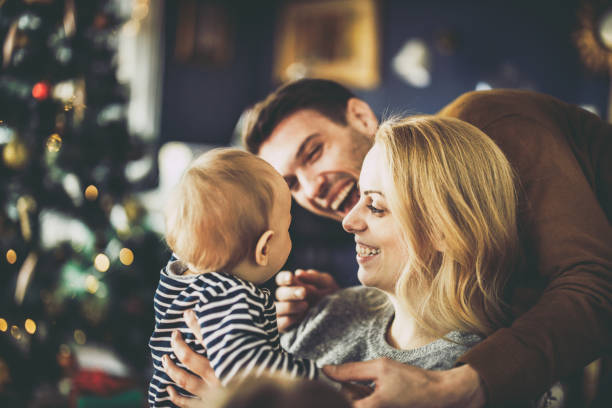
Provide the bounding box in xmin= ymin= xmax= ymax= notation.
xmin=258 ymin=109 xmax=373 ymax=222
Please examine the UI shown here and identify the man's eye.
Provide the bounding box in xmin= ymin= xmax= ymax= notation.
xmin=306 ymin=144 xmax=322 ymax=163
xmin=367 ymin=204 xmax=384 ymax=214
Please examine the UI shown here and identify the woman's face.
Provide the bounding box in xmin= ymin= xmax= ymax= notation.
xmin=342 ymin=144 xmax=409 ymax=293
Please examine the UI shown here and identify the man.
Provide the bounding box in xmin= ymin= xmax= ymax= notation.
xmin=165 ymin=79 xmax=612 ymax=407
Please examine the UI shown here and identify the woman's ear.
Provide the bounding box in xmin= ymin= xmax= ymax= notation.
xmin=254 ymin=230 xmax=274 ymax=266
xmin=346 ymin=97 xmax=378 ymax=137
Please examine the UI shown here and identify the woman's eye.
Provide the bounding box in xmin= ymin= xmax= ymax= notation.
xmin=367 ymin=204 xmax=384 ymax=214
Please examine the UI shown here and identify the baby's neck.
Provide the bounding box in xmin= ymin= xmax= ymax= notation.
xmin=228 ymin=259 xmax=260 ymax=284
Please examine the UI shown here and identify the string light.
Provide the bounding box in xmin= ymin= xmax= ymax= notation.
xmin=94 ymin=253 xmax=110 ymax=272
xmin=0 ymin=318 xmax=7 ymax=332
xmin=85 ymin=275 xmax=99 ymax=293
xmin=24 ymin=318 xmax=36 ymax=334
xmin=84 ymin=185 xmax=99 ymax=201
xmin=119 ymin=248 xmax=134 ymax=266
xmin=6 ymin=249 xmax=17 ymax=264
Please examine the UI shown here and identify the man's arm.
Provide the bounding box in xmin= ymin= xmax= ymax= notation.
xmin=455 ymin=115 xmax=612 ymax=403
xmin=323 ymin=359 xmax=486 ymax=408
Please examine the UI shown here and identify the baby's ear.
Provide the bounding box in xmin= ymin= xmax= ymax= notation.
xmin=254 ymin=230 xmax=274 ymax=266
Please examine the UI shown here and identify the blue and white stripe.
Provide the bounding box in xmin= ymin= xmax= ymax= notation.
xmin=148 ymin=258 xmax=319 ymax=407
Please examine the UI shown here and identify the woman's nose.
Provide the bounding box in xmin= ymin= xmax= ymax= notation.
xmin=342 ymin=203 xmax=366 ymax=233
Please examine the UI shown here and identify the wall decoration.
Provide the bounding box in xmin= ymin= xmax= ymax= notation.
xmin=174 ymin=0 xmax=233 ymax=67
xmin=274 ymin=0 xmax=380 ymax=89
xmin=392 ymin=39 xmax=432 ymax=88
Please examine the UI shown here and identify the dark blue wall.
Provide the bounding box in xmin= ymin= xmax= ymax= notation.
xmin=159 ymin=0 xmax=610 ymax=287
xmin=357 ymin=0 xmax=609 ymax=117
xmin=161 ymin=0 xmax=609 ymax=145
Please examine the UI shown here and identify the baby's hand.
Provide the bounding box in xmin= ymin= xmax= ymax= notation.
xmin=275 ymin=269 xmax=339 ymax=332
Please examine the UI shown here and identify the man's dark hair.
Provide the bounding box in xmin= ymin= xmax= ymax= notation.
xmin=242 ymin=78 xmax=355 ymax=154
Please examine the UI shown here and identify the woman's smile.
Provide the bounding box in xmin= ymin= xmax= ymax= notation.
xmin=355 ymin=242 xmax=381 ymax=264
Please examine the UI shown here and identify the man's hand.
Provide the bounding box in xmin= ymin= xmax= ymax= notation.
xmin=163 ymin=311 xmax=221 ymax=407
xmin=275 ymin=268 xmax=340 ymax=332
xmin=323 ymin=359 xmax=486 ymax=408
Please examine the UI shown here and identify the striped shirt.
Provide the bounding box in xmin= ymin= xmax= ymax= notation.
xmin=148 ymin=257 xmax=319 ymax=407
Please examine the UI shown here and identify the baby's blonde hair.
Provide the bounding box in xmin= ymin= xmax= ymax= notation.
xmin=164 ymin=148 xmax=281 ymax=273
xmin=376 ymin=116 xmax=519 ymax=336
xmin=208 ymin=373 xmax=351 ymax=408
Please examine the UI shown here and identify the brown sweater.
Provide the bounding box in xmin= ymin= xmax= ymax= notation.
xmin=438 ymin=90 xmax=612 ymax=404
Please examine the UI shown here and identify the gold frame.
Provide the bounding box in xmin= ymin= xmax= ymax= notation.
xmin=274 ymin=0 xmax=380 ymax=89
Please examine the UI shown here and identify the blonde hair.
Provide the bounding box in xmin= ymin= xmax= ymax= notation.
xmin=164 ymin=148 xmax=281 ymax=273
xmin=376 ymin=116 xmax=519 ymax=336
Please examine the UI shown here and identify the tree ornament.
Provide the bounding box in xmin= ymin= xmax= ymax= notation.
xmin=46 ymin=133 xmax=62 ymax=152
xmin=14 ymin=251 xmax=38 ymax=305
xmin=17 ymin=195 xmax=36 ymax=241
xmin=32 ymin=81 xmax=51 ymax=100
xmin=2 ymin=137 xmax=29 ymax=169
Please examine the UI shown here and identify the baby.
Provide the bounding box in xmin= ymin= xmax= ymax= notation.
xmin=148 ymin=148 xmax=331 ymax=407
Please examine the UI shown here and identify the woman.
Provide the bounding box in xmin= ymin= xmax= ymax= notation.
xmin=280 ymin=115 xmax=518 ymax=370
xmin=163 ymin=116 xmax=521 ymax=407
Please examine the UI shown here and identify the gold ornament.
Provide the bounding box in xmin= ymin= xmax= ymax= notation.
xmin=84 ymin=185 xmax=99 ymax=201
xmin=46 ymin=133 xmax=63 ymax=152
xmin=6 ymin=249 xmax=17 ymax=264
xmin=10 ymin=325 xmax=21 ymax=340
xmin=2 ymin=138 xmax=28 ymax=169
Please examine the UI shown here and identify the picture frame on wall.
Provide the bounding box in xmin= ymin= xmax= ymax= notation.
xmin=274 ymin=0 xmax=380 ymax=89
xmin=174 ymin=0 xmax=233 ymax=67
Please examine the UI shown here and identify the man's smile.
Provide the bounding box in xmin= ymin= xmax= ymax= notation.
xmin=313 ymin=178 xmax=360 ymax=218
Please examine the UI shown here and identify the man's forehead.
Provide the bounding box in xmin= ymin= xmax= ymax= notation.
xmin=258 ymin=111 xmax=322 ymax=174
xmin=258 ymin=136 xmax=297 ymax=176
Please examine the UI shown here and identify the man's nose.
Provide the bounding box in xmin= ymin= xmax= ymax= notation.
xmin=298 ymin=172 xmax=326 ymax=200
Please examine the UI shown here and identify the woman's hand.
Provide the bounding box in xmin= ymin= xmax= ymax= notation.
xmin=163 ymin=310 xmax=221 ymax=407
xmin=275 ymin=269 xmax=340 ymax=332
xmin=323 ymin=359 xmax=486 ymax=408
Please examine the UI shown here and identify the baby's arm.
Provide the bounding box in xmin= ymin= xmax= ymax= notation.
xmin=196 ymin=285 xmax=319 ymax=386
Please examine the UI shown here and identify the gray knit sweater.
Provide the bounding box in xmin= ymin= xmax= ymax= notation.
xmin=281 ymin=286 xmax=482 ymax=369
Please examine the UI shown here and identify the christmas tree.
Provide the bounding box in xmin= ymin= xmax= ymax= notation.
xmin=0 ymin=0 xmax=167 ymax=405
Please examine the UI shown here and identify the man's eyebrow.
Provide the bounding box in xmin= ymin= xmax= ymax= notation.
xmin=294 ymin=133 xmax=319 ymax=161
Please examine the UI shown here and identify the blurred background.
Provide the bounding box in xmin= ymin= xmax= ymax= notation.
xmin=0 ymin=0 xmax=610 ymax=406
